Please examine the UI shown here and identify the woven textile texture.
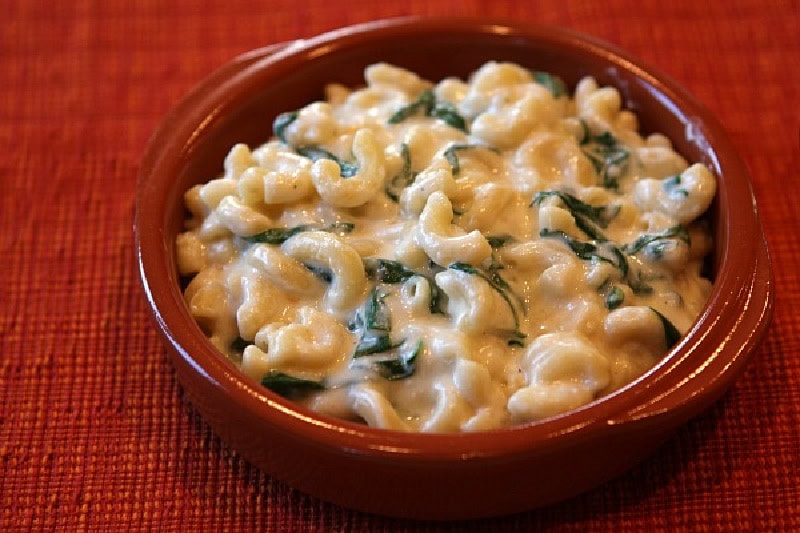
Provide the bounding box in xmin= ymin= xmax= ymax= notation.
xmin=1 ymin=1 xmax=798 ymax=531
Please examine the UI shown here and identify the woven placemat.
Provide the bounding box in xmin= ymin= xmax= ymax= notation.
xmin=1 ymin=1 xmax=798 ymax=530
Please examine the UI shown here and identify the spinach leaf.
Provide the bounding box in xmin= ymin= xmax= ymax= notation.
xmin=352 ymin=287 xmax=398 ymax=357
xmin=261 ymin=371 xmax=324 ymax=397
xmin=364 ymin=288 xmax=391 ymax=331
xmin=486 ymin=234 xmax=517 ymax=249
xmin=385 ymin=143 xmax=416 ymax=202
xmin=296 ymin=146 xmax=359 ymax=177
xmin=353 ymin=333 xmax=400 ymax=357
xmin=649 ymin=307 xmax=682 ymax=349
xmin=533 ymin=191 xmax=618 ymax=241
xmin=448 ymin=261 xmax=524 ymax=338
xmin=303 ymin=263 xmax=332 ymax=283
xmin=388 ymin=90 xmax=467 ymax=132
xmin=604 ymin=286 xmax=624 ymax=310
xmin=375 ymin=339 xmax=422 ymax=380
xmin=532 ymin=71 xmax=567 ymax=98
xmin=428 ymin=277 xmax=446 ymax=315
xmin=580 ymin=129 xmax=630 ymax=189
xmin=364 ymin=258 xmax=417 ymax=284
xmin=243 ymin=221 xmax=355 ymax=245
xmin=430 ymin=101 xmax=467 ymax=132
xmin=539 ymin=229 xmax=629 ymax=275
xmin=663 ymin=174 xmax=689 ymax=197
xmin=388 ymin=89 xmax=436 ymax=124
xmin=623 ymin=226 xmax=690 ymax=255
xmin=272 ymin=110 xmax=298 ymax=145
xmin=443 ymin=144 xmax=496 ymax=176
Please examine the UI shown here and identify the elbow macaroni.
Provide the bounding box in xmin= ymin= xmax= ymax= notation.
xmin=178 ymin=61 xmax=717 ymax=432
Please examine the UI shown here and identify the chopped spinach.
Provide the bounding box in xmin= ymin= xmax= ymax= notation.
xmin=663 ymin=174 xmax=689 ymax=197
xmin=448 ymin=261 xmax=525 ymax=339
xmin=430 ymin=101 xmax=467 ymax=132
xmin=533 ymin=190 xmax=618 ymax=241
xmin=243 ymin=221 xmax=354 ymax=245
xmin=388 ymin=89 xmax=436 ymax=124
xmin=352 ymin=287 xmax=397 ymax=357
xmin=363 ymin=288 xmax=391 ymax=331
xmin=353 ymin=333 xmax=400 ymax=357
xmin=385 ymin=143 xmax=416 ymax=202
xmin=580 ymin=129 xmax=630 ymax=189
xmin=296 ymin=146 xmax=359 ymax=178
xmin=261 ymin=371 xmax=324 ymax=397
xmin=375 ymin=339 xmax=422 ymax=380
xmin=272 ymin=110 xmax=298 ymax=144
xmin=443 ymin=143 xmax=495 ymax=176
xmin=532 ymin=71 xmax=567 ymax=98
xmin=363 ymin=258 xmax=446 ymax=315
xmin=303 ymin=263 xmax=332 ymax=283
xmin=428 ymin=277 xmax=446 ymax=315
xmin=364 ymin=258 xmax=417 ymax=284
xmin=649 ymin=307 xmax=682 ymax=349
xmin=539 ymin=229 xmax=629 ymax=275
xmin=623 ymin=226 xmax=690 ymax=255
xmin=486 ymin=234 xmax=517 ymax=249
xmin=388 ymin=89 xmax=467 ymax=132
xmin=604 ymin=286 xmax=625 ymax=310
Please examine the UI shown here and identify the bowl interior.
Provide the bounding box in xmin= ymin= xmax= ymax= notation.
xmin=143 ymin=19 xmax=761 ymax=450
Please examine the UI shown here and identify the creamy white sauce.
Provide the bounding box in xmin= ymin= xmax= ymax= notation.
xmin=176 ymin=62 xmax=716 ymax=432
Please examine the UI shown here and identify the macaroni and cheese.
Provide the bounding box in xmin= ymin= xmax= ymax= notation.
xmin=176 ymin=62 xmax=716 ymax=432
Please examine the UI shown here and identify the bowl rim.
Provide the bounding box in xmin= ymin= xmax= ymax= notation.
xmin=136 ymin=16 xmax=774 ymax=462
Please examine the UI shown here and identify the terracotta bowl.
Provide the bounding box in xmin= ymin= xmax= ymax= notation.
xmin=135 ymin=18 xmax=774 ymax=519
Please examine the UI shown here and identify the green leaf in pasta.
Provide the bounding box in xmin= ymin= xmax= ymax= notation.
xmin=539 ymin=229 xmax=629 ymax=275
xmin=580 ymin=129 xmax=630 ymax=189
xmin=385 ymin=143 xmax=416 ymax=202
xmin=604 ymin=285 xmax=625 ymax=310
xmin=531 ymin=71 xmax=567 ymax=98
xmin=243 ymin=222 xmax=355 ymax=245
xmin=261 ymin=371 xmax=325 ymax=397
xmin=649 ymin=307 xmax=682 ymax=349
xmin=388 ymin=90 xmax=468 ymax=132
xmin=352 ymin=287 xmax=400 ymax=357
xmin=623 ymin=226 xmax=690 ymax=255
xmin=296 ymin=146 xmax=359 ymax=177
xmin=448 ymin=261 xmax=525 ymax=340
xmin=272 ymin=110 xmax=298 ymax=145
xmin=303 ymin=263 xmax=333 ymax=283
xmin=375 ymin=339 xmax=422 ymax=380
xmin=364 ymin=258 xmax=417 ymax=284
xmin=353 ymin=333 xmax=401 ymax=357
xmin=443 ymin=144 xmax=497 ymax=176
xmin=430 ymin=101 xmax=467 ymax=132
xmin=388 ymin=89 xmax=436 ymax=124
xmin=364 ymin=287 xmax=391 ymax=331
xmin=662 ymin=174 xmax=690 ymax=198
xmin=486 ymin=234 xmax=517 ymax=249
xmin=532 ymin=190 xmax=619 ymax=242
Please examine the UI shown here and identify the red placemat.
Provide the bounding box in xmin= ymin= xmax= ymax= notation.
xmin=1 ymin=1 xmax=798 ymax=531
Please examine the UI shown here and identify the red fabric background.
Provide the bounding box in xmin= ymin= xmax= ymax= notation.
xmin=2 ymin=1 xmax=798 ymax=530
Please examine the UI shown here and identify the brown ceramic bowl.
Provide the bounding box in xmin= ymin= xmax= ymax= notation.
xmin=135 ymin=18 xmax=774 ymax=519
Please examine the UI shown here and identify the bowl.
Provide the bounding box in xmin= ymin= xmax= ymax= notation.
xmin=135 ymin=17 xmax=774 ymax=519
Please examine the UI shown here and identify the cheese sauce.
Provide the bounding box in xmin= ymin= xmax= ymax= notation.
xmin=176 ymin=62 xmax=716 ymax=432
